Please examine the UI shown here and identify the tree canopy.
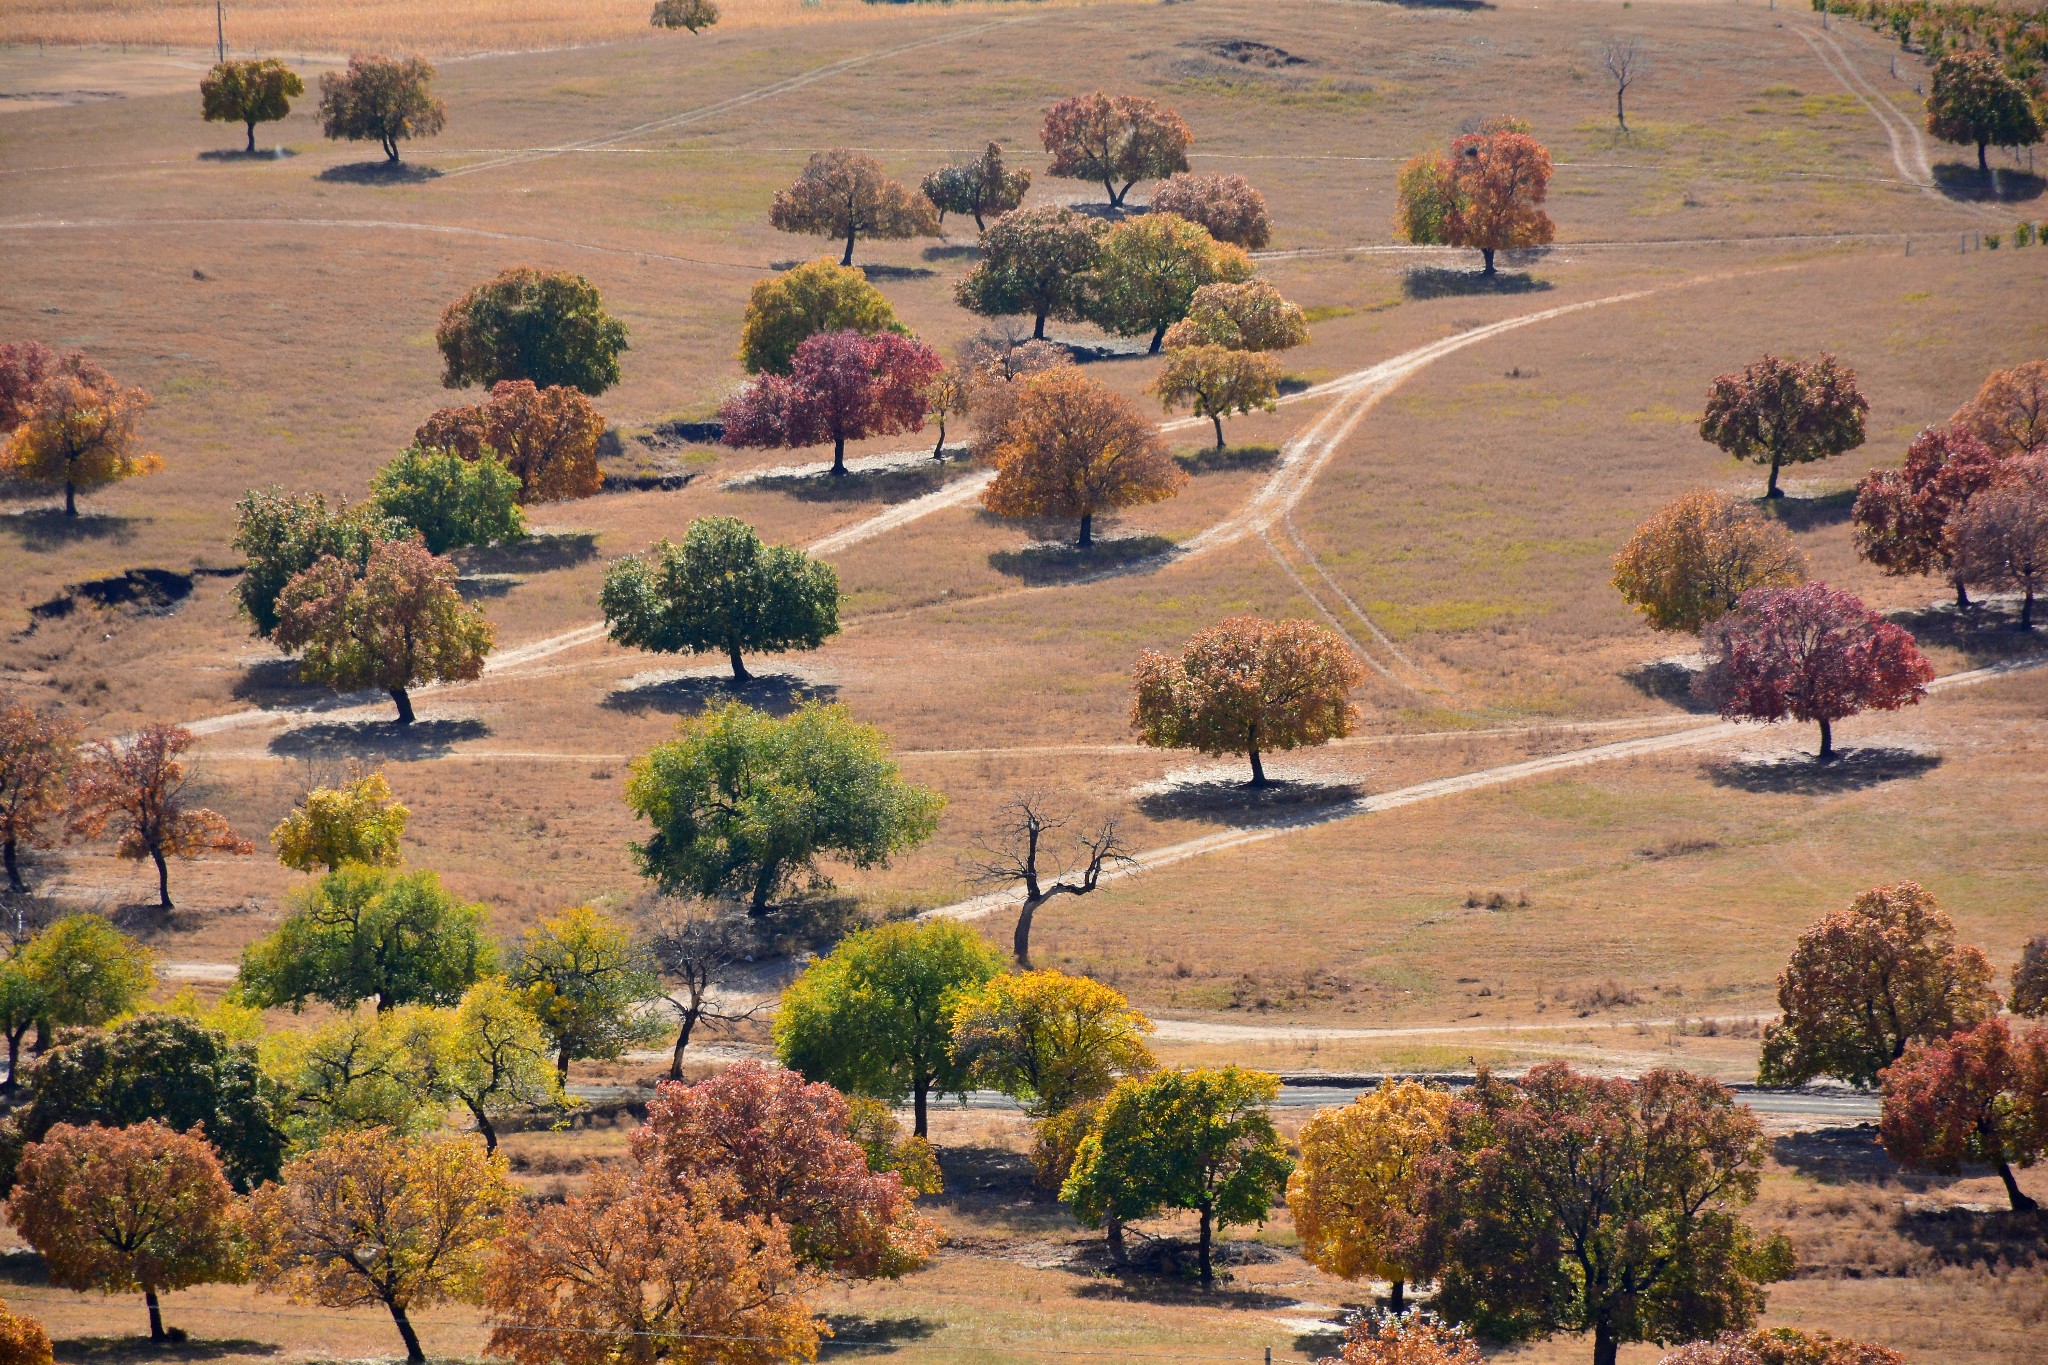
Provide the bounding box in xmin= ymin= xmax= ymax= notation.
xmin=1153 ymin=343 xmax=1280 ymax=449
xmin=68 ymin=725 xmax=252 ymax=909
xmin=1926 ymin=49 xmax=2044 ymax=172
xmin=1612 ymin=489 xmax=1808 ymax=634
xmin=436 ymin=268 xmax=629 ymax=397
xmin=950 ymin=970 xmax=1155 ymax=1116
xmin=200 ymin=58 xmax=303 ymax=153
xmin=1041 ymin=92 xmax=1192 ymax=207
xmin=738 ymin=257 xmax=904 ymax=376
xmin=1395 ymin=120 xmax=1556 ymax=275
xmin=769 ymin=149 xmax=938 ymax=266
xmin=0 ymin=696 xmax=76 ymax=894
xmin=953 ymin=204 xmax=1104 ymax=340
xmin=509 ymin=905 xmax=666 ymax=1078
xmin=415 ymin=380 xmax=607 ymax=503
xmin=1288 ymin=1080 xmax=1455 ymax=1310
xmin=1949 ymin=458 xmax=2048 ymax=628
xmin=1852 ymin=423 xmax=2004 ymax=607
xmin=649 ymin=0 xmax=720 ymax=32
xmin=317 ymin=54 xmax=444 ymax=163
xmin=1 ymin=367 xmax=160 ymax=517
xmin=0 ymin=915 xmax=155 ymax=1091
xmin=1160 ymin=279 xmax=1309 ymax=353
xmin=1698 ymin=352 xmax=1867 ymax=499
xmin=719 ymin=327 xmax=942 ymax=476
xmin=922 ymin=142 xmax=1030 ymax=231
xmin=231 ymin=488 xmax=404 ymax=637
xmin=1149 ymin=171 xmax=1272 ymax=248
xmin=1954 ymin=359 xmax=2048 ymax=458
xmin=1085 ymin=213 xmax=1253 ymax=353
xmin=369 ymin=444 xmax=525 ymax=555
xmin=269 ymin=769 xmax=410 ymax=874
xmin=982 ymin=366 xmax=1186 ymax=547
xmin=1879 ymin=1017 xmax=2048 ymax=1213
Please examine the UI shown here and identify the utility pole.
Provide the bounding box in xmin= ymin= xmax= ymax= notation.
xmin=216 ymin=0 xmax=225 ymax=62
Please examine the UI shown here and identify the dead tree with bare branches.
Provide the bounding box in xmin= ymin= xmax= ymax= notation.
xmin=1602 ymin=37 xmax=1646 ymax=131
xmin=647 ymin=906 xmax=762 ymax=1078
xmin=969 ymin=799 xmax=1135 ymax=967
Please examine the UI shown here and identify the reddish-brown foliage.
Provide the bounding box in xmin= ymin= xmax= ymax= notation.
xmin=67 ymin=724 xmax=252 ymax=909
xmin=1318 ymin=1312 xmax=1483 ymax=1365
xmin=1659 ymin=1328 xmax=1906 ymax=1365
xmin=1948 ymin=455 xmax=2048 ymax=628
xmin=1148 ymin=172 xmax=1272 ymax=249
xmin=2 ymin=366 xmax=161 ymax=517
xmin=1040 ymin=92 xmax=1192 ymax=207
xmin=981 ymin=366 xmax=1184 ymax=546
xmin=1699 ymin=353 xmax=1868 ymax=499
xmin=0 ymin=697 xmax=76 ymax=893
xmin=719 ymin=328 xmax=942 ymax=476
xmin=1445 ymin=125 xmax=1554 ymax=269
xmin=2013 ymin=935 xmax=2048 ymax=1017
xmin=1851 ymin=422 xmax=2004 ymax=605
xmin=415 ymin=380 xmax=604 ymax=503
xmin=1954 ymin=358 xmax=2048 ymax=457
xmin=1880 ymin=1017 xmax=2048 ymax=1212
xmin=0 ymin=342 xmax=105 ymax=432
xmin=768 ymin=149 xmax=937 ymax=266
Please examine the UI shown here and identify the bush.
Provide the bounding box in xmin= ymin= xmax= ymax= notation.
xmin=0 ymin=1301 xmax=52 ymax=1365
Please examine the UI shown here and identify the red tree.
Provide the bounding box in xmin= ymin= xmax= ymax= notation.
xmin=1699 ymin=353 xmax=1868 ymax=500
xmin=67 ymin=724 xmax=252 ymax=909
xmin=1880 ymin=1017 xmax=2048 ymax=1212
xmin=0 ymin=343 xmax=104 ymax=433
xmin=1695 ymin=583 xmax=1934 ymax=759
xmin=1851 ymin=423 xmax=2004 ymax=607
xmin=719 ymin=329 xmax=942 ymax=477
xmin=1948 ymin=457 xmax=2048 ymax=629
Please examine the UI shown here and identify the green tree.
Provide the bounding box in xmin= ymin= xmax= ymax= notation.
xmin=17 ymin=915 xmax=155 ymax=1042
xmin=600 ymin=517 xmax=840 ymax=683
xmin=1061 ymin=1066 xmax=1293 ymax=1284
xmin=199 ymin=57 xmax=304 ymax=153
xmin=738 ymin=258 xmax=904 ymax=376
xmin=369 ymin=445 xmax=525 ymax=555
xmin=430 ymin=979 xmax=567 ymax=1153
xmin=950 ymin=970 xmax=1155 ymax=1116
xmin=1152 ymin=343 xmax=1280 ymax=449
xmin=269 ymin=770 xmax=409 ymax=874
xmin=230 ymin=488 xmax=404 ymax=638
xmin=266 ymin=1007 xmax=444 ymax=1146
xmin=235 ymin=864 xmax=497 ymax=1013
xmin=774 ymin=919 xmax=1003 ymax=1137
xmin=626 ymin=702 xmax=944 ymax=915
xmin=921 ymin=142 xmax=1030 ymax=231
xmin=436 ymin=266 xmax=630 ymax=397
xmin=954 ymin=205 xmax=1104 ymax=340
xmin=1160 ymin=279 xmax=1309 ymax=353
xmin=509 ymin=906 xmax=666 ymax=1080
xmin=1926 ymin=49 xmax=2044 ymax=173
xmin=317 ymin=53 xmax=444 ymax=164
xmin=1086 ymin=214 xmax=1253 ymax=353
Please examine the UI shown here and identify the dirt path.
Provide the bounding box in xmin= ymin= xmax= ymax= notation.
xmin=1145 ymin=1011 xmax=1777 ymax=1045
xmin=1792 ymin=22 xmax=1936 ymax=194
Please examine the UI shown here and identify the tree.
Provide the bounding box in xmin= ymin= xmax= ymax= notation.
xmin=647 ymin=908 xmax=761 ymax=1079
xmin=737 ymin=257 xmax=903 ymax=376
xmin=200 ymin=57 xmax=304 ymax=153
xmin=369 ymin=444 xmax=525 ymax=554
xmin=2013 ymin=934 xmax=2048 ymax=1017
xmin=1131 ymin=615 xmax=1367 ymax=786
xmin=650 ymin=0 xmax=720 ymax=33
xmin=436 ymin=268 xmax=629 ymax=397
xmin=509 ymin=905 xmax=666 ymax=1079
xmin=1851 ymin=423 xmax=2004 ymax=608
xmin=966 ymin=798 xmax=1134 ymax=965
xmin=626 ymin=702 xmax=943 ymax=915
xmin=271 ymin=1007 xmax=445 ymax=1144
xmin=1601 ymin=37 xmax=1645 ymax=130
xmin=1698 ymin=353 xmax=1868 ymax=499
xmin=982 ymin=366 xmax=1186 ymax=547
xmin=1413 ymin=1065 xmax=1792 ymax=1365
xmin=1694 ymin=583 xmax=1934 ymax=760
xmin=1086 ymin=213 xmax=1253 ymax=353
xmin=235 ymin=864 xmax=496 ymax=1012
xmin=433 ymin=978 xmax=567 ymax=1153
xmin=0 ymin=1299 xmax=52 ymax=1365
xmin=950 ymin=969 xmax=1154 ymax=1114
xmin=1062 ymin=1066 xmax=1292 ymax=1285
xmin=486 ymin=1170 xmax=818 ymax=1365
xmin=0 ymin=697 xmax=76 ymax=893
xmin=921 ymin=142 xmax=1030 ymax=231
xmin=0 ymin=915 xmax=154 ymax=1090
xmin=1153 ymin=344 xmax=1281 ymax=449
xmin=273 ymin=537 xmax=495 ymax=726
xmin=0 ymin=342 xmax=99 ymax=433
xmin=1324 ymin=1313 xmax=1485 ymax=1365
xmin=1953 ymin=359 xmax=2048 ymax=457
xmin=600 ymin=516 xmax=840 ymax=682
xmin=632 ymin=1060 xmax=939 ymax=1276
xmin=0 ymin=1013 xmax=288 ymax=1194
xmin=244 ymin=1128 xmax=515 ymax=1365
xmin=317 ymin=54 xmax=445 ymax=163
xmin=719 ymin=328 xmax=942 ymax=477
xmin=1395 ymin=122 xmax=1556 ymax=275
xmin=230 ymin=488 xmax=403 ymax=638
xmin=1611 ymin=489 xmax=1808 ymax=634
xmin=769 ymin=149 xmax=938 ymax=266
xmin=68 ymin=724 xmax=251 ymax=910
xmin=1926 ymin=50 xmax=2043 ymax=173
xmin=269 ymin=769 xmax=409 ymax=873
xmin=921 ymin=365 xmax=970 ymax=459
xmin=954 ymin=204 xmax=1104 ymax=340
xmin=8 ymin=1122 xmax=243 ymax=1342
xmin=1149 ymin=172 xmax=1272 ymax=248
xmin=960 ymin=336 xmax=1072 ymax=459
xmin=1758 ymin=882 xmax=2000 ymax=1088
xmin=1879 ymin=1017 xmax=2048 ymax=1213
xmin=775 ymin=920 xmax=1003 ymax=1137
xmin=1949 ymin=460 xmax=2048 ymax=628
xmin=415 ymin=380 xmax=607 ymax=502
xmin=1160 ymin=279 xmax=1309 ymax=353
xmin=1041 ymin=92 xmax=1192 ymax=207
xmin=1289 ymin=1081 xmax=1456 ymax=1311
xmin=2 ymin=369 xmax=161 ymax=517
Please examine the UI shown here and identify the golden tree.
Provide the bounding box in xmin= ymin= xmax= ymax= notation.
xmin=2 ymin=370 xmax=160 ymax=517
xmin=68 ymin=723 xmax=252 ymax=910
xmin=1954 ymin=358 xmax=2048 ymax=458
xmin=982 ymin=367 xmax=1186 ymax=547
xmin=0 ymin=1299 xmax=52 ymax=1365
xmin=269 ymin=769 xmax=409 ymax=873
xmin=769 ymin=150 xmax=938 ymax=266
xmin=1324 ymin=1312 xmax=1485 ymax=1365
xmin=1611 ymin=489 xmax=1808 ymax=634
xmin=951 ymin=970 xmax=1155 ymax=1115
xmin=1289 ymin=1081 xmax=1454 ymax=1310
xmin=1152 ymin=344 xmax=1280 ymax=449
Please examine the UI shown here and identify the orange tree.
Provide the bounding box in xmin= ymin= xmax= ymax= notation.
xmin=2 ymin=368 xmax=160 ymax=517
xmin=1758 ymin=881 xmax=2001 ymax=1088
xmin=1851 ymin=423 xmax=2005 ymax=608
xmin=416 ymin=380 xmax=606 ymax=502
xmin=200 ymin=58 xmax=303 ymax=153
xmin=0 ymin=1298 xmax=51 ymax=1365
xmin=1085 ymin=214 xmax=1252 ymax=353
xmin=68 ymin=724 xmax=252 ymax=910
xmin=1395 ymin=118 xmax=1555 ymax=276
xmin=0 ymin=341 xmax=85 ymax=431
xmin=1612 ymin=489 xmax=1807 ymax=634
xmin=0 ymin=696 xmax=76 ymax=894
xmin=1131 ymin=615 xmax=1366 ymax=786
xmin=981 ymin=366 xmax=1185 ymax=547
xmin=7 ymin=1122 xmax=243 ymax=1342
xmin=1879 ymin=1017 xmax=2048 ymax=1213
xmin=1324 ymin=1314 xmax=1483 ymax=1365
xmin=1658 ymin=1326 xmax=1906 ymax=1365
xmin=769 ymin=149 xmax=937 ymax=266
xmin=1040 ymin=92 xmax=1192 ymax=207
xmin=1954 ymin=359 xmax=2048 ymax=457
xmin=436 ymin=268 xmax=629 ymax=397
xmin=1698 ymin=352 xmax=1867 ymax=499
xmin=2014 ymin=934 xmax=2048 ymax=1017
xmin=317 ymin=53 xmax=444 ymax=164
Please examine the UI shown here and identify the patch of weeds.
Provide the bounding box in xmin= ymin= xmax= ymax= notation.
xmin=1463 ymin=889 xmax=1529 ymax=910
xmin=1300 ymin=303 xmax=1356 ymax=323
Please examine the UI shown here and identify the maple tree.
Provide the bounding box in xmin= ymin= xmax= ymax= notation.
xmin=2 ymin=368 xmax=161 ymax=517
xmin=1698 ymin=353 xmax=1868 ymax=499
xmin=1694 ymin=583 xmax=1933 ymax=760
xmin=1925 ymin=49 xmax=2043 ymax=172
xmin=1851 ymin=423 xmax=2004 ymax=607
xmin=1879 ymin=1017 xmax=2048 ymax=1212
xmin=370 ymin=444 xmax=525 ymax=554
xmin=1131 ymin=614 xmax=1367 ymax=785
xmin=416 ymin=379 xmax=606 ymax=502
xmin=601 ymin=516 xmax=840 ymax=681
xmin=317 ymin=54 xmax=444 ymax=163
xmin=1062 ymin=1066 xmax=1292 ymax=1285
xmin=1759 ymin=881 xmax=2000 ymax=1088
xmin=8 ymin=1122 xmax=243 ymax=1342
xmin=951 ymin=970 xmax=1155 ymax=1115
xmin=982 ymin=366 xmax=1186 ymax=547
xmin=2013 ymin=934 xmax=2048 ymax=1017
xmin=1153 ymin=343 xmax=1281 ymax=449
xmin=954 ymin=204 xmax=1104 ymax=339
xmin=1086 ymin=213 xmax=1253 ymax=353
xmin=231 ymin=488 xmax=404 ymax=637
xmin=1289 ymin=1081 xmax=1455 ymax=1311
xmin=510 ymin=905 xmax=666 ymax=1079
xmin=1413 ymin=1065 xmax=1791 ymax=1365
xmin=273 ymin=536 xmax=495 ymax=726
xmin=719 ymin=328 xmax=942 ymax=477
xmin=1149 ymin=171 xmax=1273 ymax=248
xmin=775 ymin=919 xmax=1003 ymax=1137
xmin=0 ymin=697 xmax=76 ymax=893
xmin=68 ymin=724 xmax=251 ymax=909
xmin=1948 ymin=457 xmax=2048 ymax=627
xmin=437 ymin=269 xmax=629 ymax=396
xmin=737 ymin=257 xmax=902 ymax=376
xmin=1160 ymin=279 xmax=1309 ymax=353
xmin=245 ymin=1128 xmax=515 ymax=1364
xmin=269 ymin=769 xmax=409 ymax=873
xmin=921 ymin=142 xmax=1030 ymax=231
xmin=632 ymin=1059 xmax=940 ymax=1277
xmin=769 ymin=149 xmax=938 ymax=266
xmin=1040 ymin=91 xmax=1193 ymax=207
xmin=1612 ymin=489 xmax=1808 ymax=634
xmin=1322 ymin=1313 xmax=1485 ymax=1365
xmin=965 ymin=798 xmax=1134 ymax=964
xmin=1953 ymin=358 xmax=2048 ymax=457
xmin=1395 ymin=120 xmax=1556 ymax=275
xmin=650 ymin=0 xmax=720 ymax=32
xmin=199 ymin=57 xmax=304 ymax=152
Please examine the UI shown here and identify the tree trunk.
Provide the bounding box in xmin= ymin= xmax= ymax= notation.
xmin=384 ymin=136 xmax=400 ymax=164
xmin=391 ymin=688 xmax=415 ymax=725
xmin=1247 ymin=746 xmax=1266 ymax=787
xmin=1387 ymin=1278 xmax=1405 ymax=1312
xmin=152 ymin=846 xmax=172 ymax=909
xmin=1104 ymin=176 xmax=1120 ymax=207
xmin=1480 ymin=247 xmax=1496 ymax=276
xmin=3 ymin=838 xmax=21 ymax=893
xmin=670 ymin=1012 xmax=695 ymax=1079
xmin=1197 ymin=1206 xmax=1214 ymax=1287
xmin=749 ymin=860 xmax=777 ymax=917
xmin=831 ymin=435 xmax=847 ymax=476
xmin=1106 ymin=1215 xmax=1127 ymax=1266
xmin=727 ymin=641 xmax=751 ymax=682
xmin=1816 ymin=715 xmax=1834 ymax=761
xmin=933 ymin=415 xmax=947 ymax=460
xmin=913 ymin=1076 xmax=930 ymax=1138
xmin=64 ymin=480 xmax=77 ymax=517
xmin=1955 ymin=576 xmax=1972 ymax=609
xmin=1032 ymin=306 xmax=1048 ymax=340
xmin=1978 ymin=139 xmax=1990 ymax=173
xmin=1149 ymin=324 xmax=1167 ymax=354
xmin=555 ymin=1042 xmax=572 ymax=1082
xmin=1210 ymin=412 xmax=1225 ymax=449
xmin=841 ymin=226 xmax=857 ymax=267
xmin=467 ymin=1100 xmax=499 ymax=1155
xmin=1996 ymin=1157 xmax=2039 ymax=1212
xmin=388 ymin=1301 xmax=426 ymax=1365
xmin=2 ymin=1032 xmax=18 ymax=1093
xmin=1592 ymin=1320 xmax=1619 ymax=1365
xmin=972 ymin=208 xmax=986 ymax=231
xmin=2022 ymin=584 xmax=2036 ymax=631
xmin=1013 ymin=894 xmax=1044 ymax=967
xmin=1077 ymin=513 xmax=1093 ymax=549
xmin=145 ymin=1287 xmax=166 ymax=1342
xmin=1765 ymin=452 xmax=1785 ymax=498
xmin=245 ymin=119 xmax=257 ymax=153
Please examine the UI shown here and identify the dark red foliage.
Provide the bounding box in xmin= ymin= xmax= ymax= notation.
xmin=719 ymin=329 xmax=942 ymax=475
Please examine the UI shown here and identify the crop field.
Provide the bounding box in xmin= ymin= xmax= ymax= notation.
xmin=4 ymin=0 xmax=2048 ymax=1359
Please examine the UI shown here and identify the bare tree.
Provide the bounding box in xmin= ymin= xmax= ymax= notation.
xmin=1602 ymin=37 xmax=1646 ymax=131
xmin=646 ymin=906 xmax=763 ymax=1079
xmin=969 ymin=798 xmax=1135 ymax=966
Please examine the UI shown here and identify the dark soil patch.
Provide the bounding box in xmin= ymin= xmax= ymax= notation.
xmin=1192 ymin=37 xmax=1311 ymax=67
xmin=25 ymin=568 xmax=199 ymax=631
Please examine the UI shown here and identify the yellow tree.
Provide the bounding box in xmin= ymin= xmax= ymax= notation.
xmin=269 ymin=770 xmax=409 ymax=873
xmin=982 ymin=367 xmax=1187 ymax=547
xmin=1611 ymin=489 xmax=1808 ymax=634
xmin=1289 ymin=1080 xmax=1454 ymax=1310
xmin=1153 ymin=344 xmax=1280 ymax=449
xmin=0 ymin=1298 xmax=51 ymax=1365
xmin=2 ymin=370 xmax=160 ymax=517
xmin=950 ymin=970 xmax=1155 ymax=1116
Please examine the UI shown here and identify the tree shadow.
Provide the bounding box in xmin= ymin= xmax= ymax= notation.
xmin=268 ymin=717 xmax=490 ymax=760
xmin=315 ymin=160 xmax=441 ymax=184
xmin=748 ymin=462 xmax=953 ymax=505
xmin=55 ymin=1338 xmax=282 ymax=1364
xmin=1176 ymin=443 xmax=1279 ymax=476
xmin=198 ymin=147 xmax=297 ymax=162
xmin=1756 ymin=486 xmax=1856 ymax=531
xmin=1931 ymin=163 xmax=2046 ymax=204
xmin=987 ymin=534 xmax=1178 ymax=585
xmin=858 ymin=263 xmax=936 ymax=281
xmin=922 ymin=242 xmax=981 ymax=261
xmin=1622 ymin=659 xmax=1716 ymax=713
xmin=1400 ymin=267 xmax=1551 ymax=300
xmin=923 ymin=1145 xmax=1075 ymax=1233
xmin=1770 ymin=1123 xmax=1890 ymax=1186
xmin=1051 ymin=337 xmax=1153 ymax=364
xmin=457 ymin=574 xmax=519 ymax=600
xmin=1136 ymin=776 xmax=1362 ymax=826
xmin=0 ymin=509 xmax=138 ymax=552
xmin=228 ymin=658 xmax=368 ymax=712
xmin=602 ymin=671 xmax=836 ymax=718
xmin=458 ymin=531 xmax=599 ymax=574
xmin=1703 ymin=746 xmax=1940 ymax=795
xmin=0 ymin=1249 xmax=46 ymax=1287
xmin=1369 ymin=0 xmax=1494 ymax=9
xmin=1894 ymin=1204 xmax=2048 ymax=1270
xmin=1887 ymin=599 xmax=2048 ymax=665
xmin=1069 ymin=1238 xmax=1297 ymax=1307
xmin=818 ymin=1315 xmax=943 ymax=1356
